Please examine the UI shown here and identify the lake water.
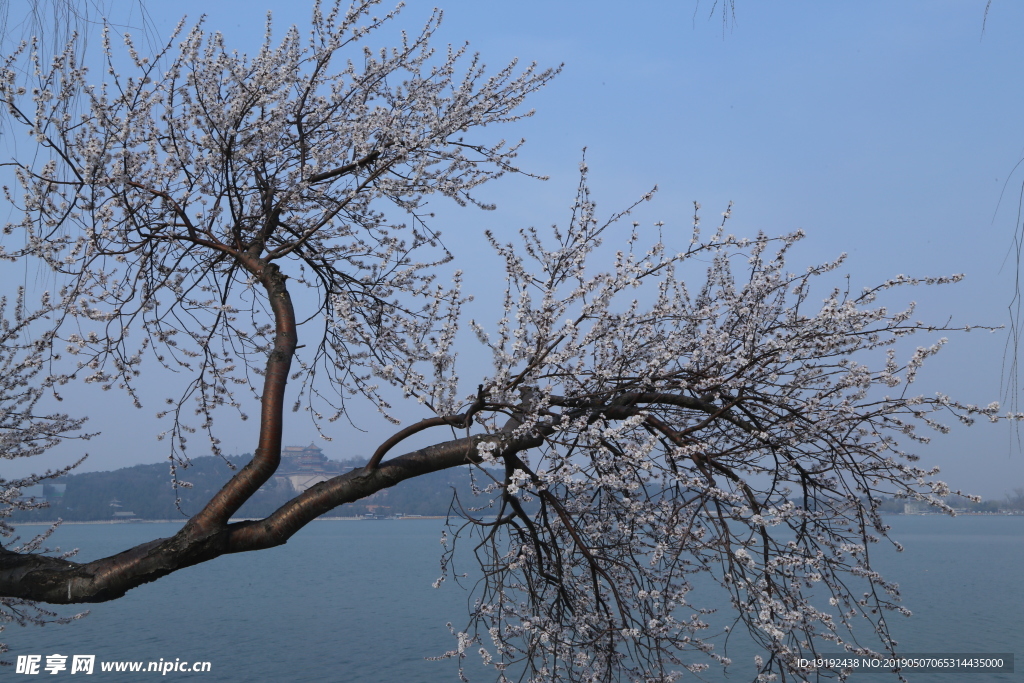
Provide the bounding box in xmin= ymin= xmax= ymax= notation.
xmin=6 ymin=515 xmax=1021 ymax=682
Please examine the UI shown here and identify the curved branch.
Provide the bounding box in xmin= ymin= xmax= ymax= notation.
xmin=0 ymin=429 xmax=543 ymax=605
xmin=189 ymin=257 xmax=296 ymax=531
xmin=364 ymin=386 xmax=488 ymax=470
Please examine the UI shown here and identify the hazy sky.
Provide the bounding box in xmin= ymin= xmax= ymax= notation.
xmin=6 ymin=0 xmax=1024 ymax=499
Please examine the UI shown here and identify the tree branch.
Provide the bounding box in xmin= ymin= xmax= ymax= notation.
xmin=306 ymin=150 xmax=381 ymax=184
xmin=0 ymin=429 xmax=542 ymax=604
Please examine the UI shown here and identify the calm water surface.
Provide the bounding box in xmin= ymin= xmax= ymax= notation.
xmin=6 ymin=515 xmax=1021 ymax=682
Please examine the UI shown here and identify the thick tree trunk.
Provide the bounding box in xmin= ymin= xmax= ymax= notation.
xmin=189 ymin=258 xmax=297 ymax=533
xmin=0 ymin=430 xmax=540 ymax=604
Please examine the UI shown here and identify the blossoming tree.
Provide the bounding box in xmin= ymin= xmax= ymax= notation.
xmin=0 ymin=1 xmax=1008 ymax=680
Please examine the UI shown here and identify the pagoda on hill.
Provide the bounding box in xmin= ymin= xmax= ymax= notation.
xmin=276 ymin=443 xmax=352 ymax=493
xmin=280 ymin=443 xmax=328 ymax=473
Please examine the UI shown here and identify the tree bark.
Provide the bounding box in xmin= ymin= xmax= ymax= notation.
xmin=189 ymin=258 xmax=297 ymax=533
xmin=0 ymin=430 xmax=541 ymax=604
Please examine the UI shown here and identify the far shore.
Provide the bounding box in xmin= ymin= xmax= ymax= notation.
xmin=13 ymin=515 xmax=450 ymax=526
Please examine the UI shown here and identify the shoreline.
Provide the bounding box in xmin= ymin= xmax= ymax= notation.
xmin=12 ymin=515 xmax=450 ymax=526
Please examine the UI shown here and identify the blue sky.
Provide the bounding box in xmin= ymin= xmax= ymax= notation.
xmin=6 ymin=0 xmax=1024 ymax=499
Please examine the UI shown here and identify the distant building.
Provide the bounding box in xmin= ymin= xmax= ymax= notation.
xmin=110 ymin=498 xmax=137 ymax=520
xmin=16 ymin=485 xmax=45 ymax=501
xmin=17 ymin=483 xmax=67 ymax=502
xmin=43 ymin=483 xmax=66 ymax=499
xmin=280 ymin=443 xmax=329 ymax=473
xmin=276 ymin=443 xmax=354 ymax=493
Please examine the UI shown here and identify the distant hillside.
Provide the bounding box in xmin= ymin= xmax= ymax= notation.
xmin=12 ymin=454 xmax=501 ymax=522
